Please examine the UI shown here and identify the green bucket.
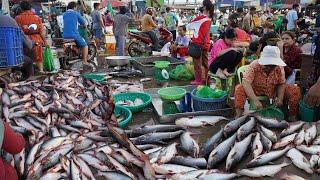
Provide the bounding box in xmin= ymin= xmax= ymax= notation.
xmin=299 ymin=100 xmax=314 ymax=122
xmin=260 ymin=107 xmax=285 ymax=120
xmin=113 ymin=92 xmax=152 ymax=113
xmin=114 ymin=105 xmax=132 ymax=128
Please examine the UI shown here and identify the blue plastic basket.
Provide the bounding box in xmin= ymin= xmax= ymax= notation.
xmin=0 ymin=27 xmax=24 ymax=67
xmin=191 ymin=89 xmax=227 ymax=112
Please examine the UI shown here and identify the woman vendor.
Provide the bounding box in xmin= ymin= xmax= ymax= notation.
xmin=209 ymin=28 xmax=244 ymax=79
xmin=278 ymin=31 xmax=302 ymax=81
xmin=234 ymin=46 xmax=301 ymax=120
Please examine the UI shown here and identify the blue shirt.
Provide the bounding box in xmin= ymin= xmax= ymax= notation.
xmin=165 ymin=12 xmax=178 ymax=31
xmin=63 ymin=9 xmax=86 ymax=38
xmin=286 ymin=9 xmax=298 ymax=31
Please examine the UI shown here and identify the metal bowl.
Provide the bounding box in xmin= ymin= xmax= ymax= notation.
xmin=106 ymin=56 xmax=130 ymax=66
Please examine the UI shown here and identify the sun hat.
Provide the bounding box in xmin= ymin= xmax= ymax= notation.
xmin=258 ymin=46 xmax=287 ymax=66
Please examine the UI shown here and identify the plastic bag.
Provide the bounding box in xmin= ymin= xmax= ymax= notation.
xmin=43 ymin=47 xmax=55 ymax=72
xmin=196 ymin=86 xmax=227 ymax=99
xmin=169 ymin=65 xmax=194 ymax=81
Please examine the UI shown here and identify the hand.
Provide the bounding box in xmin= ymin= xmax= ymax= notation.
xmin=274 ymin=97 xmax=284 ymax=107
xmin=305 ymin=81 xmax=320 ymax=107
xmin=253 ymin=99 xmax=263 ymax=110
xmin=277 ymin=41 xmax=284 ymax=49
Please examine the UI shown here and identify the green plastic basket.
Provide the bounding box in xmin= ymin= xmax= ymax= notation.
xmin=158 ymin=87 xmax=186 ymax=101
xmin=113 ymin=92 xmax=152 ymax=113
xmin=260 ymin=107 xmax=285 ymax=120
xmin=154 ymin=61 xmax=170 ymax=69
xmin=82 ymin=73 xmax=105 ymax=82
xmin=114 ymin=105 xmax=132 ymax=128
xmin=299 ymin=100 xmax=314 ymax=122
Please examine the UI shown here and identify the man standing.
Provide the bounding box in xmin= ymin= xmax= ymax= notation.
xmin=243 ymin=7 xmax=256 ymax=33
xmin=165 ymin=7 xmax=178 ymax=41
xmin=91 ymin=3 xmax=105 ymax=49
xmin=261 ymin=10 xmax=273 ymax=21
xmin=113 ymin=6 xmax=133 ymax=56
xmin=228 ymin=8 xmax=244 ymax=28
xmin=286 ymin=4 xmax=299 ymax=31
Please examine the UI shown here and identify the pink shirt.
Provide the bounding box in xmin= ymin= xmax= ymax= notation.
xmin=209 ymin=39 xmax=231 ymax=65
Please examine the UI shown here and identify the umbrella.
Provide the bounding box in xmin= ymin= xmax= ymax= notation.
xmin=101 ymin=0 xmax=127 ymax=8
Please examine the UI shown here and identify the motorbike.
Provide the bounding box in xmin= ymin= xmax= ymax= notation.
xmin=52 ymin=37 xmax=97 ymax=70
xmin=127 ymin=27 xmax=173 ymax=57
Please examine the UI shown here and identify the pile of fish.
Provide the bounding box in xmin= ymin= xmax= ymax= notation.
xmin=0 ymin=71 xmax=156 ymax=179
xmin=123 ymin=115 xmax=320 ymax=179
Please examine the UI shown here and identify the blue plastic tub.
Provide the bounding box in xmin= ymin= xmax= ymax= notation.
xmin=191 ymin=89 xmax=227 ymax=112
xmin=0 ymin=27 xmax=24 ymax=67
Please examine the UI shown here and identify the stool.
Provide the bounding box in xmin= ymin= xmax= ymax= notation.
xmin=208 ymin=72 xmax=236 ymax=95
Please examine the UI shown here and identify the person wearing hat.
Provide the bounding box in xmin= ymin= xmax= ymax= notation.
xmin=234 ymin=46 xmax=301 ymax=119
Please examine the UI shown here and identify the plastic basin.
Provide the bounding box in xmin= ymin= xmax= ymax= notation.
xmin=260 ymin=107 xmax=285 ymax=120
xmin=114 ymin=105 xmax=132 ymax=128
xmin=82 ymin=73 xmax=105 ymax=82
xmin=113 ymin=92 xmax=152 ymax=113
xmin=299 ymin=100 xmax=314 ymax=122
xmin=154 ymin=61 xmax=170 ymax=69
xmin=158 ymin=87 xmax=186 ymax=101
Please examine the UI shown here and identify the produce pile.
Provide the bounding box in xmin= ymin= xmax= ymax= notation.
xmin=124 ymin=115 xmax=320 ymax=179
xmin=0 ymin=71 xmax=157 ymax=179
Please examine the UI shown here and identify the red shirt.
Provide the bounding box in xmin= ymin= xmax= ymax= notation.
xmin=0 ymin=122 xmax=25 ymax=180
xmin=190 ymin=15 xmax=212 ymax=50
xmin=283 ymin=44 xmax=302 ymax=77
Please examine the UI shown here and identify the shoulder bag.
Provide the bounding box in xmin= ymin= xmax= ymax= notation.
xmin=188 ymin=27 xmax=210 ymax=58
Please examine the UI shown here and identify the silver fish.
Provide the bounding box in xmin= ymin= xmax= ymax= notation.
xmin=199 ymin=171 xmax=238 ymax=180
xmin=278 ymin=172 xmax=306 ymax=180
xmin=202 ymin=128 xmax=223 ymax=157
xmin=252 ymin=133 xmax=263 ymax=158
xmin=2 ymin=92 xmax=11 ymax=106
xmin=70 ymin=158 xmax=81 ymax=180
xmin=237 ymin=117 xmax=255 ymax=141
xmin=41 ymin=136 xmax=70 ymax=152
xmin=136 ymin=144 xmax=160 ymax=151
xmin=286 ymin=148 xmax=313 ymax=174
xmin=239 ymin=162 xmax=290 ymax=177
xmin=170 ymin=170 xmax=210 ymax=180
xmin=114 ymin=148 xmax=144 ymax=167
xmin=305 ymin=124 xmax=317 ymax=146
xmin=296 ymin=145 xmax=320 ymax=155
xmin=247 ymin=146 xmax=291 ymax=167
xmin=273 ymin=133 xmax=297 ymax=149
xmin=74 ymin=155 xmax=95 ymax=180
xmin=152 ymin=163 xmax=197 ymax=175
xmin=97 ymin=171 xmax=131 ymax=180
xmin=60 ymin=156 xmax=71 ymax=175
xmin=169 ymin=156 xmax=207 ymax=169
xmin=175 ymin=116 xmax=227 ymax=127
xmin=77 ymin=153 xmax=110 ymax=171
xmin=106 ymin=154 xmax=135 ymax=179
xmin=157 ymin=143 xmax=178 ymax=164
xmin=42 ymin=144 xmax=74 ymax=169
xmin=223 ymin=115 xmax=248 ymax=137
xmin=14 ymin=148 xmax=25 ymax=176
xmin=313 ymin=135 xmax=320 ymax=145
xmin=130 ymin=130 xmax=184 ymax=144
xmin=260 ymin=132 xmax=272 ymax=152
xmin=255 ymin=116 xmax=289 ymax=129
xmin=39 ymin=173 xmax=62 ymax=180
xmin=280 ymin=121 xmax=305 ymax=138
xmin=294 ymin=128 xmax=305 ymax=146
xmin=208 ymin=133 xmax=237 ymax=168
xmin=260 ymin=125 xmax=277 ymax=143
xmin=310 ymin=155 xmax=319 ymax=169
xmin=226 ymin=134 xmax=253 ymax=171
xmin=180 ymin=132 xmax=200 ymax=158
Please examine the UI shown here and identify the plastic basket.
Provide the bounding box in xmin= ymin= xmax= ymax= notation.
xmin=158 ymin=87 xmax=186 ymax=101
xmin=0 ymin=27 xmax=24 ymax=67
xmin=82 ymin=73 xmax=105 ymax=82
xmin=114 ymin=105 xmax=132 ymax=128
xmin=299 ymin=100 xmax=314 ymax=122
xmin=191 ymin=89 xmax=227 ymax=112
xmin=113 ymin=92 xmax=152 ymax=113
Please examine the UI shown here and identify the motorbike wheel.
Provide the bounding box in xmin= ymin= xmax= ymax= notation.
xmin=128 ymin=42 xmax=148 ymax=57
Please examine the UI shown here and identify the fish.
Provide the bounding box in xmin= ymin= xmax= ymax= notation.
xmin=305 ymin=124 xmax=317 ymax=146
xmin=136 ymin=144 xmax=160 ymax=151
xmin=237 ymin=117 xmax=255 ymax=141
xmin=294 ymin=128 xmax=306 ymax=146
xmin=260 ymin=132 xmax=272 ymax=152
xmin=310 ymin=155 xmax=319 ymax=169
xmin=208 ymin=134 xmax=237 ymax=168
xmin=77 ymin=153 xmax=111 ymax=171
xmin=260 ymin=125 xmax=277 ymax=143
xmin=97 ymin=171 xmax=132 ymax=180
xmin=252 ymin=133 xmax=263 ymax=158
xmin=280 ymin=121 xmax=305 ymax=138
xmin=70 ymin=158 xmax=81 ymax=180
xmin=239 ymin=162 xmax=290 ymax=177
xmin=226 ymin=134 xmax=253 ymax=171
xmin=130 ymin=130 xmax=184 ymax=144
xmin=223 ymin=115 xmax=248 ymax=137
xmin=169 ymin=156 xmax=207 ymax=169
xmin=296 ymin=145 xmax=320 ymax=155
xmin=39 ymin=172 xmax=62 ymax=180
xmin=126 ymin=125 xmax=185 ymax=137
xmin=313 ymin=135 xmax=320 ymax=145
xmin=247 ymin=146 xmax=291 ymax=168
xmin=202 ymin=128 xmax=224 ymax=157
xmin=278 ymin=172 xmax=306 ymax=180
xmin=157 ymin=143 xmax=178 ymax=164
xmin=255 ymin=116 xmax=289 ymax=129
xmin=152 ymin=163 xmax=198 ymax=175
xmin=286 ymin=148 xmax=313 ymax=174
xmin=175 ymin=116 xmax=227 ymax=127
xmin=273 ymin=133 xmax=297 ymax=150
xmin=199 ymin=171 xmax=239 ymax=180
xmin=14 ymin=148 xmax=25 ymax=176
xmin=170 ymin=170 xmax=210 ymax=180
xmin=180 ymin=132 xmax=200 ymax=158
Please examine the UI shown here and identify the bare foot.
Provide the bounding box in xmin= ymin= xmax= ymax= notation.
xmin=223 ymin=69 xmax=232 ymax=77
xmin=216 ymin=68 xmax=227 ymax=79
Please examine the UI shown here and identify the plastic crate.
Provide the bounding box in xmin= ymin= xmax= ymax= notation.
xmin=0 ymin=27 xmax=24 ymax=67
xmin=191 ymin=89 xmax=227 ymax=112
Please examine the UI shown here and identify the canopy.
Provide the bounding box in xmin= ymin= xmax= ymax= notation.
xmin=101 ymin=0 xmax=127 ymax=8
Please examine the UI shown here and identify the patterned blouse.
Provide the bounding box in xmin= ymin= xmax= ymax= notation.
xmin=283 ymin=44 xmax=302 ymax=77
xmin=243 ymin=61 xmax=285 ymax=98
